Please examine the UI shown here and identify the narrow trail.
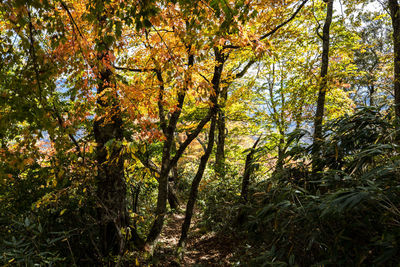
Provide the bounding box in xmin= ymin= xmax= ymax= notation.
xmin=153 ymin=208 xmax=239 ymax=266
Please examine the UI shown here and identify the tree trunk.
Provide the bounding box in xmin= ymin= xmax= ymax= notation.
xmin=369 ymin=84 xmax=375 ymax=106
xmin=135 ymin=153 xmax=180 ymax=209
xmin=167 ymin=182 xmax=179 ymax=210
xmin=276 ymin=135 xmax=285 ymax=172
xmin=240 ymin=136 xmax=261 ymax=203
xmin=178 ymin=48 xmax=225 ymax=247
xmin=215 ymin=99 xmax=226 ymax=178
xmin=276 ymin=83 xmax=286 ymax=172
xmin=215 ymin=59 xmax=255 ymax=178
xmin=171 ymin=138 xmax=179 ymax=183
xmin=178 ymin=115 xmax=217 ymax=247
xmin=312 ymin=0 xmax=333 ymax=172
xmin=146 ymin=54 xmax=194 ymax=244
xmin=389 ymin=0 xmax=400 ymax=129
xmin=146 ymin=109 xmax=181 ymax=243
xmin=94 ymin=33 xmax=127 ymax=256
xmin=168 ymin=138 xmax=180 ymax=209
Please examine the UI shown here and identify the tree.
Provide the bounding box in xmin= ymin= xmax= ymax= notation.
xmin=352 ymin=10 xmax=392 ymax=107
xmin=388 ymin=0 xmax=400 ymax=127
xmin=3 ymin=0 xmax=398 ymax=265
xmin=88 ymin=2 xmax=128 ymax=256
xmin=312 ymin=0 xmax=334 ymax=172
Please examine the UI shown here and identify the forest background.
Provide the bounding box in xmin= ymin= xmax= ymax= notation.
xmin=1 ymin=0 xmax=400 ymax=265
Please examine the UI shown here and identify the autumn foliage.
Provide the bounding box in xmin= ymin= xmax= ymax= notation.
xmin=1 ymin=0 xmax=400 ymax=265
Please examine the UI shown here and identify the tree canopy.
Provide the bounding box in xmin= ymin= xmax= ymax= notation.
xmin=1 ymin=0 xmax=400 ymax=265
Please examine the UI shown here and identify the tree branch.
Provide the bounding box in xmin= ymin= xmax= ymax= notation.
xmin=234 ymin=59 xmax=256 ymax=79
xmin=223 ymin=0 xmax=309 ymax=49
xmin=169 ymin=108 xmax=214 ymax=168
xmin=114 ymin=65 xmax=156 ymax=72
xmin=59 ymin=0 xmax=84 ymax=39
xmin=52 ymin=102 xmax=84 ymax=159
xmin=196 ymin=136 xmax=208 ymax=153
xmin=155 ymin=69 xmax=167 ymax=133
xmin=259 ymin=0 xmax=309 ymax=41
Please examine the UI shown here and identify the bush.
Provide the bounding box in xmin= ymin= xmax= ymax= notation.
xmin=229 ymin=107 xmax=400 ymax=265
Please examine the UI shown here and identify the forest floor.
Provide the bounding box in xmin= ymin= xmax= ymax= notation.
xmin=152 ymin=207 xmax=242 ymax=266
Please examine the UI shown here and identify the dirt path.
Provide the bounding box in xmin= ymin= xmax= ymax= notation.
xmin=153 ymin=209 xmax=239 ymax=266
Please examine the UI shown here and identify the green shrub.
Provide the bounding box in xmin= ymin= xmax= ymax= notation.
xmin=232 ymin=107 xmax=400 ymax=265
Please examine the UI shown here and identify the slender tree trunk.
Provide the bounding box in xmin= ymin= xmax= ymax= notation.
xmin=178 ymin=115 xmax=217 ymax=247
xmin=215 ymin=107 xmax=226 ymax=178
xmin=171 ymin=137 xmax=179 ymax=182
xmin=215 ymin=59 xmax=255 ymax=178
xmin=312 ymin=0 xmax=333 ymax=172
xmin=146 ymin=53 xmax=194 ymax=244
xmin=168 ymin=138 xmax=180 ymax=209
xmin=276 ymin=81 xmax=286 ymax=172
xmin=146 ymin=105 xmax=182 ymax=243
xmin=94 ymin=29 xmax=127 ymax=256
xmin=167 ymin=183 xmax=179 ymax=210
xmin=240 ymin=136 xmax=261 ymax=203
xmin=216 ymin=106 xmax=226 ymax=178
xmin=389 ymin=0 xmax=400 ymax=129
xmin=145 ymin=101 xmax=215 ymax=246
xmin=132 ymin=183 xmax=141 ymax=224
xmin=135 ymin=153 xmax=180 ymax=209
xmin=369 ymin=84 xmax=375 ymax=106
xmin=267 ymin=65 xmax=286 ymax=173
xmin=276 ymin=134 xmax=285 ymax=171
xmin=178 ymin=48 xmax=225 ymax=247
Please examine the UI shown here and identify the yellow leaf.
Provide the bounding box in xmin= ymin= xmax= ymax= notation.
xmin=60 ymin=209 xmax=67 ymax=216
xmin=57 ymin=170 xmax=64 ymax=179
